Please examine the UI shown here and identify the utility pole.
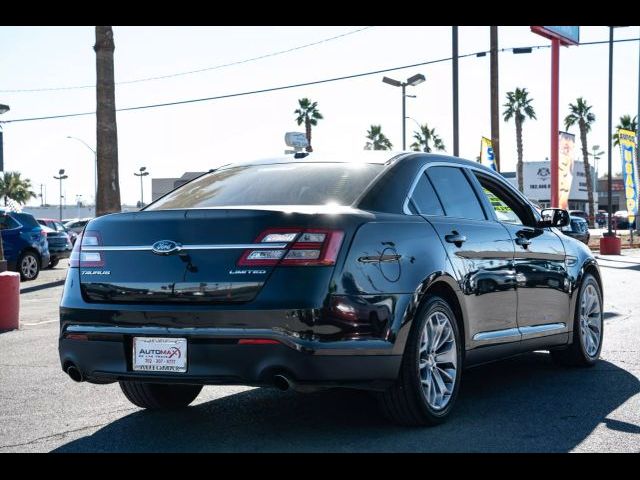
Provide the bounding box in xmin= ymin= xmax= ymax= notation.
xmin=452 ymin=26 xmax=459 ymax=156
xmin=490 ymin=26 xmax=501 ymax=171
xmin=94 ymin=26 xmax=121 ymax=217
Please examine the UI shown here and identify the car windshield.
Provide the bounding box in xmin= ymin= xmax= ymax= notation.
xmin=147 ymin=162 xmax=384 ymax=210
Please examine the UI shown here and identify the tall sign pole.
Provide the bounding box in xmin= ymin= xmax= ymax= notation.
xmin=551 ymin=38 xmax=560 ymax=207
xmin=531 ymin=26 xmax=580 ymax=208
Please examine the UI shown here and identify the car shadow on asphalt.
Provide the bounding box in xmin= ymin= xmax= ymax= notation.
xmin=53 ymin=353 xmax=639 ymax=453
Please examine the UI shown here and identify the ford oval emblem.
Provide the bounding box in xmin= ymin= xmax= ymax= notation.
xmin=151 ymin=240 xmax=181 ymax=255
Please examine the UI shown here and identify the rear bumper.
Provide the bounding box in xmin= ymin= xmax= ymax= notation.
xmin=59 ymin=325 xmax=401 ymax=389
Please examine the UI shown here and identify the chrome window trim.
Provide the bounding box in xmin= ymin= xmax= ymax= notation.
xmin=403 ymin=161 xmax=538 ymax=221
xmin=83 ymin=243 xmax=289 ymax=252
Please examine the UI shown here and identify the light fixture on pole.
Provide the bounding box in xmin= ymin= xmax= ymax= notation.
xmin=66 ymin=136 xmax=97 ymax=204
xmin=134 ymin=166 xmax=149 ymax=207
xmin=53 ymin=169 xmax=68 ymax=221
xmin=589 ymin=145 xmax=605 ymax=193
xmin=382 ymin=73 xmax=426 ymax=150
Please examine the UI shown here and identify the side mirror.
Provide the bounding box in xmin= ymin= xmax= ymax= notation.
xmin=538 ymin=208 xmax=570 ymax=228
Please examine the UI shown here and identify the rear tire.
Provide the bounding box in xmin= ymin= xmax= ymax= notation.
xmin=18 ymin=251 xmax=40 ymax=281
xmin=379 ymin=295 xmax=463 ymax=426
xmin=119 ymin=381 xmax=203 ymax=409
xmin=551 ymin=273 xmax=603 ymax=367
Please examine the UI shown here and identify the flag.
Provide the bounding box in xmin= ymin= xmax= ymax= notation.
xmin=480 ymin=137 xmax=496 ymax=171
xmin=618 ymin=128 xmax=638 ymax=226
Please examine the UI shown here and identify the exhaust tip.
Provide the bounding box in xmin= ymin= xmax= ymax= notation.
xmin=273 ymin=374 xmax=292 ymax=391
xmin=66 ymin=364 xmax=84 ymax=382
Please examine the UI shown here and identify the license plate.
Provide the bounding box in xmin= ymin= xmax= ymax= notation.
xmin=133 ymin=337 xmax=187 ymax=373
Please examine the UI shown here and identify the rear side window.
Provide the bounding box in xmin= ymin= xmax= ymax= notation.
xmin=147 ymin=163 xmax=384 ymax=210
xmin=426 ymin=167 xmax=486 ymax=221
xmin=1 ymin=215 xmax=21 ymax=230
xmin=410 ymin=173 xmax=444 ymax=216
xmin=12 ymin=213 xmax=40 ymax=228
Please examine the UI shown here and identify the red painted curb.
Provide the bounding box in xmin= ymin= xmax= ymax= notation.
xmin=0 ymin=271 xmax=20 ymax=331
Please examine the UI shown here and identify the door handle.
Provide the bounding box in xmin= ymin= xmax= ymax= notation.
xmin=445 ymin=232 xmax=467 ymax=247
xmin=515 ymin=236 xmax=531 ymax=248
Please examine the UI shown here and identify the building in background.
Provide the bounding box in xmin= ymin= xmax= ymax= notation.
xmin=597 ymin=175 xmax=624 ymax=212
xmin=152 ymin=172 xmax=206 ymax=201
xmin=502 ymin=160 xmax=596 ymax=211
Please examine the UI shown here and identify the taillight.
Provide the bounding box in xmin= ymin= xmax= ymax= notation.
xmin=238 ymin=228 xmax=344 ymax=267
xmin=70 ymin=230 xmax=104 ymax=268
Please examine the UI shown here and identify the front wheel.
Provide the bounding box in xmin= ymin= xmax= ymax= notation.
xmin=551 ymin=273 xmax=603 ymax=367
xmin=119 ymin=381 xmax=203 ymax=409
xmin=379 ymin=295 xmax=463 ymax=426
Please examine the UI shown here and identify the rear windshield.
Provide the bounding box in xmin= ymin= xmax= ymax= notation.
xmin=147 ymin=162 xmax=384 ymax=210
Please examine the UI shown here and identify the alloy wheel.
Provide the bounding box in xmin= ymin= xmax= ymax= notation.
xmin=418 ymin=310 xmax=458 ymax=410
xmin=580 ymin=283 xmax=602 ymax=357
xmin=21 ymin=254 xmax=38 ymax=279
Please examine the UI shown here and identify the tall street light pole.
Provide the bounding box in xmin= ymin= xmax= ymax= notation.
xmin=0 ymin=103 xmax=9 ymax=271
xmin=382 ymin=73 xmax=426 ymax=150
xmin=53 ymin=169 xmax=68 ymax=221
xmin=134 ymin=166 xmax=149 ymax=207
xmin=490 ymin=26 xmax=500 ymax=172
xmin=66 ymin=136 xmax=97 ymax=203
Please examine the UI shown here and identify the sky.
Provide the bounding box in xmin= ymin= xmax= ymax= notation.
xmin=1 ymin=25 xmax=639 ymax=207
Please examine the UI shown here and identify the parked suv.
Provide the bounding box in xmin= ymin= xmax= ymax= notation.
xmin=1 ymin=210 xmax=50 ymax=280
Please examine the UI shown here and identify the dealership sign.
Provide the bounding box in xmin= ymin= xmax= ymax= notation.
xmin=530 ymin=26 xmax=580 ymax=45
xmin=507 ymin=161 xmax=592 ymax=202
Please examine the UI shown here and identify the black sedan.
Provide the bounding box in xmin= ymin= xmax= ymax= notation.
xmin=59 ymin=153 xmax=603 ymax=426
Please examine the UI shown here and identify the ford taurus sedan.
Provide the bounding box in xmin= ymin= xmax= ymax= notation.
xmin=59 ymin=153 xmax=603 ymax=425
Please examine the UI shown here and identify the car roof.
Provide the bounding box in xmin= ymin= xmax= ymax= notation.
xmin=213 ymin=151 xmax=499 ymax=175
xmin=37 ymin=218 xmax=59 ymax=222
xmin=570 ymin=216 xmax=587 ymax=221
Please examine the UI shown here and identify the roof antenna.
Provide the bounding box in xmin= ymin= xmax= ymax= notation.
xmin=284 ymin=132 xmax=310 ymax=159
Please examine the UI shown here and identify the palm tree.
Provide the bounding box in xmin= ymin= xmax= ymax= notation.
xmin=612 ymin=115 xmax=637 ymax=147
xmin=503 ymin=87 xmax=536 ymax=192
xmin=364 ymin=125 xmax=393 ymax=150
xmin=564 ymin=97 xmax=596 ymax=226
xmin=294 ymin=98 xmax=323 ymax=152
xmin=94 ymin=26 xmax=121 ymax=217
xmin=410 ymin=123 xmax=446 ymax=153
xmin=0 ymin=171 xmax=36 ymax=206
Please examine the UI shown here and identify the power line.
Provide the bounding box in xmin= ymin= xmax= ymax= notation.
xmin=0 ymin=26 xmax=375 ymax=93
xmin=2 ymin=37 xmax=639 ymax=125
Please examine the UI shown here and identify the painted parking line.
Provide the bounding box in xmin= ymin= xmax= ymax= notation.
xmin=20 ymin=319 xmax=59 ymax=326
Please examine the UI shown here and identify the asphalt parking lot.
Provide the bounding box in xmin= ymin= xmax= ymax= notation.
xmin=1 ymin=256 xmax=639 ymax=452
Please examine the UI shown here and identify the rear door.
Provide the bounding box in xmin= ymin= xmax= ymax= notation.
xmin=411 ymin=165 xmax=517 ymax=347
xmin=471 ymin=171 xmax=570 ymax=339
xmin=1 ymin=214 xmax=22 ymax=261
